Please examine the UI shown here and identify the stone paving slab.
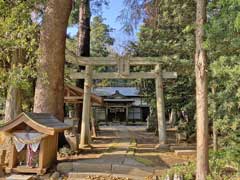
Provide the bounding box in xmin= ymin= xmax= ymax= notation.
xmin=57 ymin=162 xmax=73 ymax=173
xmin=72 ymin=162 xmax=112 ymax=173
xmin=122 ymin=157 xmax=146 ymax=167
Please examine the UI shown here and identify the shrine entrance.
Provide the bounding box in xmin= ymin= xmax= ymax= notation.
xmin=67 ymin=55 xmax=177 ymax=147
xmin=108 ymin=107 xmax=126 ymax=123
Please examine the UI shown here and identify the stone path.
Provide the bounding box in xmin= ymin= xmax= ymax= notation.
xmin=57 ymin=125 xmax=195 ymax=180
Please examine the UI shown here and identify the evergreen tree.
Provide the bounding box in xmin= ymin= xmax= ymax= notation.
xmin=90 ymin=16 xmax=114 ymax=57
xmin=0 ymin=0 xmax=40 ymax=121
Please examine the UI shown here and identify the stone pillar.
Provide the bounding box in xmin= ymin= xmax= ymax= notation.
xmin=155 ymin=64 xmax=166 ymax=144
xmin=80 ymin=65 xmax=92 ymax=148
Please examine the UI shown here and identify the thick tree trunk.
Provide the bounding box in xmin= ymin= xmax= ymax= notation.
xmin=78 ymin=0 xmax=90 ymax=57
xmin=195 ymin=0 xmax=209 ymax=179
xmin=33 ymin=0 xmax=72 ymax=121
xmin=4 ymin=50 xmax=24 ymax=121
xmin=76 ymin=0 xmax=91 ymax=134
xmin=5 ymin=86 xmax=22 ymax=122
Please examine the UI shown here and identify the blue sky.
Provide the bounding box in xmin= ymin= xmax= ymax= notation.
xmin=67 ymin=0 xmax=139 ymax=54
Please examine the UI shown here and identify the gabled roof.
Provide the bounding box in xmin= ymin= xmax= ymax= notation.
xmin=108 ymin=90 xmax=126 ymax=99
xmin=0 ymin=112 xmax=71 ymax=135
xmin=104 ymin=90 xmax=135 ymax=103
xmin=92 ymin=87 xmax=140 ymax=97
xmin=65 ymin=84 xmax=103 ymax=105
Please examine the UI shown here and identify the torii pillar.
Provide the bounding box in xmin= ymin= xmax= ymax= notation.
xmin=79 ymin=65 xmax=92 ymax=148
xmin=155 ymin=64 xmax=166 ymax=144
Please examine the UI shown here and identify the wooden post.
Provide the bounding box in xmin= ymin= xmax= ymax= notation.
xmin=8 ymin=145 xmax=17 ymax=169
xmin=80 ymin=65 xmax=92 ymax=147
xmin=155 ymin=64 xmax=166 ymax=144
xmin=126 ymin=106 xmax=129 ymax=125
xmin=105 ymin=106 xmax=108 ymax=125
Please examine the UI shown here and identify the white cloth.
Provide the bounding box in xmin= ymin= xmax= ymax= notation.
xmin=13 ymin=132 xmax=42 ymax=152
xmin=14 ymin=140 xmax=26 ymax=152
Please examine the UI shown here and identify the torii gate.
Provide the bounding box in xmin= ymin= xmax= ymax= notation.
xmin=67 ymin=56 xmax=177 ymax=147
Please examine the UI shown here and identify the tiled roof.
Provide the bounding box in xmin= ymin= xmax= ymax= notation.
xmin=92 ymin=87 xmax=140 ymax=97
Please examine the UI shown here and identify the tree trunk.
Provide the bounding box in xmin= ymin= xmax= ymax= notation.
xmin=213 ymin=123 xmax=218 ymax=151
xmin=33 ymin=0 xmax=72 ymax=121
xmin=195 ymin=0 xmax=209 ymax=179
xmin=78 ymin=0 xmax=90 ymax=57
xmin=76 ymin=0 xmax=91 ymax=133
xmin=4 ymin=50 xmax=24 ymax=121
xmin=211 ymin=86 xmax=218 ymax=152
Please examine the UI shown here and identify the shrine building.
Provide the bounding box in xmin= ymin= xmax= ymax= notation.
xmin=92 ymin=87 xmax=150 ymax=124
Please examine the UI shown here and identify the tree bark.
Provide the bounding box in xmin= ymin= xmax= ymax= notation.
xmin=4 ymin=50 xmax=24 ymax=122
xmin=195 ymin=0 xmax=209 ymax=179
xmin=76 ymin=0 xmax=91 ymax=133
xmin=33 ymin=0 xmax=72 ymax=121
xmin=78 ymin=0 xmax=90 ymax=57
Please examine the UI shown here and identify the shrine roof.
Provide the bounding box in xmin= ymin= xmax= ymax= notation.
xmin=92 ymin=87 xmax=140 ymax=97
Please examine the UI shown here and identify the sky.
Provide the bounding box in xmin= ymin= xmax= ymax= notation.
xmin=67 ymin=0 xmax=139 ymax=54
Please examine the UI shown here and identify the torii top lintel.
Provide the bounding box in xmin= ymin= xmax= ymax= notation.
xmin=66 ymin=55 xmax=173 ymax=66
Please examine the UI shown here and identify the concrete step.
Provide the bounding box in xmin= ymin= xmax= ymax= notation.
xmin=68 ymin=172 xmax=148 ymax=180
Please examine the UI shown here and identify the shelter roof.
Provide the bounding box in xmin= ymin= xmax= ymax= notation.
xmin=64 ymin=84 xmax=103 ymax=105
xmin=0 ymin=112 xmax=71 ymax=135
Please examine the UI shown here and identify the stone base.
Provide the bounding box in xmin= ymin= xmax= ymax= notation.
xmin=78 ymin=144 xmax=93 ymax=150
xmin=155 ymin=144 xmax=170 ymax=151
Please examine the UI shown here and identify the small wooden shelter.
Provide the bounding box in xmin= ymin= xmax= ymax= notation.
xmin=0 ymin=112 xmax=70 ymax=175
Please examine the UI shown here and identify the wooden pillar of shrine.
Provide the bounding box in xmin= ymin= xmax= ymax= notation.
xmin=155 ymin=64 xmax=166 ymax=144
xmin=125 ymin=106 xmax=129 ymax=125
